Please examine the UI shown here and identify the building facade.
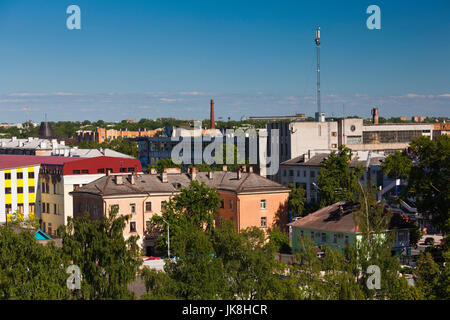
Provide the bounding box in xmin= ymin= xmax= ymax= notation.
xmin=71 ymin=168 xmax=290 ymax=255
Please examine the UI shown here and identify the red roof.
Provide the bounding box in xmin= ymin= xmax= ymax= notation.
xmin=0 ymin=155 xmax=79 ymax=170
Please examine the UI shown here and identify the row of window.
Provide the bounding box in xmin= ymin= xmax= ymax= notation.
xmin=4 ymin=186 xmax=35 ymax=194
xmin=4 ymin=172 xmax=35 ymax=180
xmin=42 ymin=202 xmax=59 ymax=215
xmin=219 ymin=199 xmax=267 ymax=210
xmin=72 ymin=167 xmax=135 ymax=175
xmin=300 ymin=230 xmax=349 ymax=245
xmin=41 ymin=183 xmax=58 ymax=194
xmin=283 ymin=168 xmax=318 ymax=178
xmin=4 ymin=203 xmax=35 ymax=214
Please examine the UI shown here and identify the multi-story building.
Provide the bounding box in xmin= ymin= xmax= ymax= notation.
xmin=288 ymin=201 xmax=411 ymax=256
xmin=38 ymin=156 xmax=142 ymax=236
xmin=433 ymin=123 xmax=450 ymax=139
xmin=0 ymin=155 xmax=81 ymax=224
xmin=279 ymin=150 xmax=386 ymax=203
xmin=71 ymin=167 xmax=290 ymax=255
xmin=337 ymin=118 xmax=434 ymax=154
xmin=0 ymin=137 xmax=134 ymax=159
xmin=75 ymin=127 xmax=163 ymax=144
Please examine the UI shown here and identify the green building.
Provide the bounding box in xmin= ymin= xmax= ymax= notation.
xmin=289 ymin=201 xmax=411 ymax=256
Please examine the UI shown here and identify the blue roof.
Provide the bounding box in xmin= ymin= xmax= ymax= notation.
xmin=35 ymin=229 xmax=51 ymax=240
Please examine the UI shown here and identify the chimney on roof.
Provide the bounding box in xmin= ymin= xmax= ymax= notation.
xmin=222 ymin=165 xmax=227 ymax=172
xmin=208 ymin=171 xmax=213 ymax=180
xmin=249 ymin=166 xmax=253 ymax=173
xmin=237 ymin=168 xmax=242 ymax=180
xmin=162 ymin=172 xmax=168 ymax=183
xmin=150 ymin=167 xmax=157 ymax=175
xmin=241 ymin=165 xmax=247 ymax=173
xmin=210 ymin=99 xmax=215 ymax=129
xmin=129 ymin=174 xmax=135 ymax=185
xmin=191 ymin=167 xmax=198 ymax=181
xmin=115 ymin=175 xmax=123 ymax=185
xmin=371 ymin=107 xmax=379 ymax=125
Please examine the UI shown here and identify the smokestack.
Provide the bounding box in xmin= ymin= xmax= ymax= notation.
xmin=210 ymin=99 xmax=215 ymax=129
xmin=372 ymin=107 xmax=379 ymax=125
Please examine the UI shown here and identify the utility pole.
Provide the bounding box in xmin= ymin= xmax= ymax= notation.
xmin=162 ymin=219 xmax=170 ymax=259
xmin=315 ymin=27 xmax=324 ymax=122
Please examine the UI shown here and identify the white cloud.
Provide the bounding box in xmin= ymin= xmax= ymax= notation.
xmin=160 ymin=98 xmax=177 ymax=103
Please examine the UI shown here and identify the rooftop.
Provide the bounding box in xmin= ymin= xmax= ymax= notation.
xmin=72 ymin=170 xmax=290 ymax=197
xmin=0 ymin=155 xmax=79 ymax=170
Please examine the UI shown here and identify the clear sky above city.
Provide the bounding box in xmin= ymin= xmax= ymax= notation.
xmin=0 ymin=0 xmax=449 ymax=122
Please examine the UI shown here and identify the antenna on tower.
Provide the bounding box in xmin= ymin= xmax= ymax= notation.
xmin=314 ymin=26 xmax=324 ymax=122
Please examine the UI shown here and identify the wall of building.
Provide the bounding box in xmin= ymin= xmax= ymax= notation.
xmin=291 ymin=227 xmax=356 ymax=253
xmin=0 ymin=165 xmax=39 ymax=223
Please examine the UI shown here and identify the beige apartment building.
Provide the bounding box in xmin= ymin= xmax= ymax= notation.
xmin=71 ymin=167 xmax=290 ymax=256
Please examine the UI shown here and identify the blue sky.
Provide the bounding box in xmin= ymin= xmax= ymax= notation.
xmin=0 ymin=0 xmax=449 ymax=122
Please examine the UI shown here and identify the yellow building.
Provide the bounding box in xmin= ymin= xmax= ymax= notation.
xmin=0 ymin=161 xmax=40 ymax=223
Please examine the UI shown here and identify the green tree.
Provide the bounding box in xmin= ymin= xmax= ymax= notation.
xmin=268 ymin=226 xmax=291 ymax=254
xmin=317 ymin=145 xmax=363 ymax=207
xmin=288 ymin=186 xmax=306 ymax=217
xmin=0 ymin=226 xmax=70 ymax=299
xmin=407 ymin=135 xmax=450 ymax=235
xmin=100 ymin=137 xmax=138 ymax=158
xmin=154 ymin=158 xmax=182 ymax=173
xmin=59 ymin=207 xmax=141 ymax=299
xmin=381 ymin=151 xmax=412 ymax=179
xmin=151 ymin=181 xmax=221 ymax=253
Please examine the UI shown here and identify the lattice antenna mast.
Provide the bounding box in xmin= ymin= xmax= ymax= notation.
xmin=315 ymin=27 xmax=322 ymax=121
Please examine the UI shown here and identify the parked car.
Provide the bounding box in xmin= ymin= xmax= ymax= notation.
xmin=424 ymin=237 xmax=435 ymax=246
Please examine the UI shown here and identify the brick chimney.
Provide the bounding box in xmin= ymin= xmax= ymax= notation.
xmin=162 ymin=172 xmax=168 ymax=183
xmin=208 ymin=171 xmax=213 ymax=180
xmin=222 ymin=165 xmax=227 ymax=172
xmin=248 ymin=166 xmax=253 ymax=173
xmin=371 ymin=107 xmax=379 ymax=125
xmin=210 ymin=99 xmax=215 ymax=129
xmin=237 ymin=168 xmax=242 ymax=180
xmin=191 ymin=167 xmax=198 ymax=181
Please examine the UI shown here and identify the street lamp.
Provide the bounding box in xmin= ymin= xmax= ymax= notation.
xmin=162 ymin=219 xmax=170 ymax=259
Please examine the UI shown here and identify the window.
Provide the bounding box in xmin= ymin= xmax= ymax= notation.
xmin=47 ymin=223 xmax=52 ymax=236
xmin=73 ymin=170 xmax=80 ymax=174
xmin=303 ymin=171 xmax=306 ymax=177
xmin=46 ymin=183 xmax=49 ymax=193
xmin=345 ymin=236 xmax=349 ymax=245
xmin=85 ymin=203 xmax=89 ymax=213
xmin=41 ymin=183 xmax=46 ymax=193
xmin=283 ymin=169 xmax=286 ymax=177
xmin=42 ymin=202 xmax=46 ymax=213
xmin=54 ymin=204 xmax=57 ymax=215
xmin=130 ymin=222 xmax=137 ymax=233
xmin=260 ymin=199 xmax=267 ymax=210
xmin=260 ymin=217 xmax=267 ymax=228
xmin=321 ymin=233 xmax=327 ymax=242
xmin=81 ymin=169 xmax=89 ymax=174
xmin=229 ymin=200 xmax=233 ymax=211
xmin=53 ymin=183 xmax=57 ymax=194
xmin=161 ymin=201 xmax=168 ymax=211
xmin=5 ymin=188 xmax=11 ymax=194
xmin=310 ymin=232 xmax=314 ymax=239
xmin=73 ymin=184 xmax=80 ymax=191
xmin=78 ymin=202 xmax=83 ymax=213
xmin=111 ymin=204 xmax=119 ymax=213
xmin=5 ymin=173 xmax=11 ymax=180
xmin=130 ymin=204 xmax=136 ymax=215
xmin=17 ymin=187 xmax=23 ymax=193
xmin=297 ymin=170 xmax=300 ymax=177
xmin=333 ymin=234 xmax=338 ymax=244
xmin=5 ymin=204 xmax=12 ymax=214
xmin=28 ymin=172 xmax=34 ymax=179
xmin=310 ymin=170 xmax=315 ymax=178
xmin=120 ymin=168 xmax=127 ymax=173
xmin=289 ymin=170 xmax=293 ymax=177
xmin=145 ymin=202 xmax=152 ymax=212
xmin=17 ymin=204 xmax=23 ymax=213
xmin=97 ymin=168 xmax=105 ymax=173
xmin=93 ymin=204 xmax=98 ymax=216
xmin=146 ymin=221 xmax=151 ymax=232
xmin=220 ymin=200 xmax=224 ymax=209
xmin=300 ymin=230 xmax=304 ymax=237
xmin=29 ymin=186 xmax=35 ymax=193
xmin=128 ymin=167 xmax=135 ymax=172
xmin=332 ymin=144 xmax=337 ymax=148
xmin=331 ymin=131 xmax=337 ymax=137
xmin=17 ymin=172 xmax=23 ymax=179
